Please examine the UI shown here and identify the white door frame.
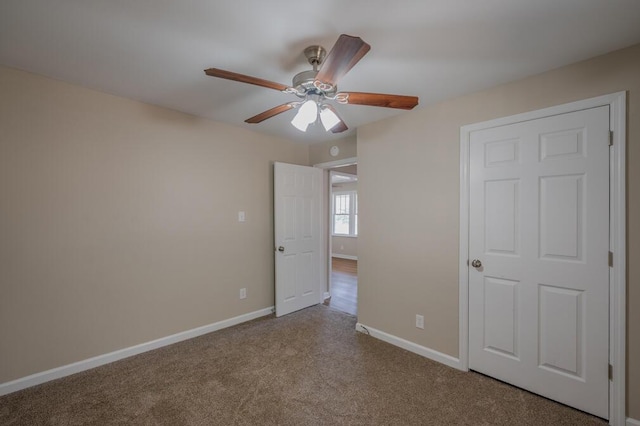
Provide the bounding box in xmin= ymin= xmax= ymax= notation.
xmin=314 ymin=157 xmax=358 ymax=301
xmin=458 ymin=92 xmax=626 ymax=425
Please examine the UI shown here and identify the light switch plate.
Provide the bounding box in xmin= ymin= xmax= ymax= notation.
xmin=238 ymin=211 xmax=245 ymax=222
xmin=416 ymin=314 xmax=424 ymax=329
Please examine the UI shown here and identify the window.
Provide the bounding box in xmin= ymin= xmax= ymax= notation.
xmin=333 ymin=191 xmax=357 ymax=236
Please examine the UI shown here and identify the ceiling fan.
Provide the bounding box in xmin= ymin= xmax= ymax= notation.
xmin=204 ymin=34 xmax=419 ymax=133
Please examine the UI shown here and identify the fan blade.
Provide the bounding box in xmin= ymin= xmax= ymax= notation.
xmin=341 ymin=92 xmax=418 ymax=110
xmin=204 ymin=68 xmax=289 ymax=92
xmin=324 ymin=104 xmax=348 ymax=133
xmin=245 ymin=103 xmax=295 ymax=124
xmin=315 ymin=34 xmax=371 ymax=88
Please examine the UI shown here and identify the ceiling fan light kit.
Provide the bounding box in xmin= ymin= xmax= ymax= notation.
xmin=204 ymin=34 xmax=419 ymax=134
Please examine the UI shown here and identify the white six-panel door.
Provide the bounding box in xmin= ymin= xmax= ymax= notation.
xmin=468 ymin=106 xmax=610 ymax=418
xmin=274 ymin=162 xmax=323 ymax=317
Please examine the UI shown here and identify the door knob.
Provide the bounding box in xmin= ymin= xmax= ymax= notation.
xmin=278 ymin=246 xmax=285 ymax=252
xmin=471 ymin=259 xmax=482 ymax=268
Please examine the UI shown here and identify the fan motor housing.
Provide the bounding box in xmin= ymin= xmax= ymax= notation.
xmin=292 ymin=70 xmax=316 ymax=92
xmin=292 ymin=70 xmax=337 ymax=96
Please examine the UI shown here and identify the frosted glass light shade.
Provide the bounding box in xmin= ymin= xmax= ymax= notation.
xmin=320 ymin=107 xmax=340 ymax=131
xmin=291 ymin=115 xmax=310 ymax=132
xmin=291 ymin=100 xmax=318 ymax=132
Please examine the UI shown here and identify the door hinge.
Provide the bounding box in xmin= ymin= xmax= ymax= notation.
xmin=608 ymin=251 xmax=613 ymax=267
xmin=609 ymin=130 xmax=614 ymax=146
xmin=609 ymin=364 xmax=613 ymax=381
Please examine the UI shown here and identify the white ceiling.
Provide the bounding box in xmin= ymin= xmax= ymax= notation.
xmin=2 ymin=1 xmax=640 ymax=143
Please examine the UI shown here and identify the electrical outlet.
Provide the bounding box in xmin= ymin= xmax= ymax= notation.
xmin=416 ymin=314 xmax=424 ymax=329
xmin=239 ymin=288 xmax=247 ymax=299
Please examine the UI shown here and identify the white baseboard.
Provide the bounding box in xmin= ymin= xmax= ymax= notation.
xmin=0 ymin=306 xmax=274 ymax=396
xmin=355 ymin=322 xmax=463 ymax=371
xmin=332 ymin=254 xmax=358 ymax=260
xmin=323 ymin=291 xmax=331 ymax=300
xmin=627 ymin=417 xmax=640 ymax=426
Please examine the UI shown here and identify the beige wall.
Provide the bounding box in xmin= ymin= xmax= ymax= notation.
xmin=333 ymin=181 xmax=357 ymax=192
xmin=332 ymin=236 xmax=357 ymax=258
xmin=0 ymin=66 xmax=308 ymax=383
xmin=357 ymin=43 xmax=640 ymax=418
xmin=309 ymin=135 xmax=357 ymax=165
xmin=334 ymin=164 xmax=357 ymax=175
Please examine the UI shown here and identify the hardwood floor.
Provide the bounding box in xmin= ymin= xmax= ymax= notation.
xmin=325 ymin=257 xmax=357 ymax=316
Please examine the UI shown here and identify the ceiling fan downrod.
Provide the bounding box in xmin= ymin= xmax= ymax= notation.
xmin=303 ymin=45 xmax=326 ymax=71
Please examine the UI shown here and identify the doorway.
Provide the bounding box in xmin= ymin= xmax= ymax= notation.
xmin=325 ymin=167 xmax=358 ymax=315
xmin=313 ymin=157 xmax=359 ymax=316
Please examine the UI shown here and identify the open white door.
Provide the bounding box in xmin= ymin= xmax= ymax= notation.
xmin=274 ymin=162 xmax=323 ymax=317
xmin=468 ymin=106 xmax=610 ymax=418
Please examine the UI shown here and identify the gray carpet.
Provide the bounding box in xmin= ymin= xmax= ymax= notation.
xmin=0 ymin=305 xmax=605 ymax=425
